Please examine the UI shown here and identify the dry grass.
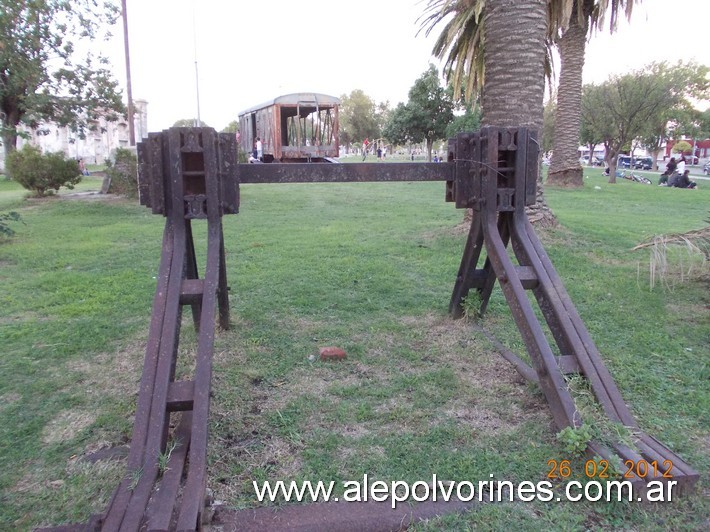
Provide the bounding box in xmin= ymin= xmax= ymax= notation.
xmin=64 ymin=337 xmax=145 ymax=400
xmin=41 ymin=410 xmax=97 ymax=445
xmin=206 ymin=312 xmax=551 ymax=506
xmin=632 ymin=226 xmax=710 ymax=289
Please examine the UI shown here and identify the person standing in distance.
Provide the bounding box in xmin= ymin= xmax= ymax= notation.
xmin=256 ymin=136 xmax=263 ymax=162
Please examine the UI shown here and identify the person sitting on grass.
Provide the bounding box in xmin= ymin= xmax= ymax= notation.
xmin=658 ymin=157 xmax=676 ymax=186
xmin=670 ymin=169 xmax=697 ymax=189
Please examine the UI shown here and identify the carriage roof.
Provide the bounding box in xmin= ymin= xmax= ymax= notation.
xmin=238 ymin=93 xmax=341 ymax=117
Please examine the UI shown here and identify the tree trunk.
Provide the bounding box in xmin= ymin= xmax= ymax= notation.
xmin=1 ymin=127 xmax=19 ymax=179
xmin=547 ymin=9 xmax=587 ymax=188
xmin=607 ymin=146 xmax=619 ymax=184
xmin=483 ymin=0 xmax=556 ymax=226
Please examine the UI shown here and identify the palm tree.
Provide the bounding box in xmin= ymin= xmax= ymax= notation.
xmin=420 ymin=0 xmax=555 ymax=225
xmin=546 ymin=0 xmax=636 ymax=187
xmin=420 ymin=0 xmax=637 ymax=194
xmin=419 ymin=0 xmax=486 ymax=104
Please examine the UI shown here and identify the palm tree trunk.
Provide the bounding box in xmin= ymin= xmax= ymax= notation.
xmin=483 ymin=0 xmax=556 ymax=226
xmin=483 ymin=0 xmax=546 ymax=128
xmin=547 ymin=9 xmax=587 ymax=187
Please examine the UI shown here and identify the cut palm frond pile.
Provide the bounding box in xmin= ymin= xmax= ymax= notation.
xmin=632 ymin=222 xmax=710 ymax=290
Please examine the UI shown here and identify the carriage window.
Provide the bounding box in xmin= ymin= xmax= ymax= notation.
xmin=283 ymin=105 xmax=335 ymax=148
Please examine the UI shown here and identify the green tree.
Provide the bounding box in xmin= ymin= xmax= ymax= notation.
xmin=546 ymin=1 xmax=637 ymax=187
xmin=582 ymin=61 xmax=708 ymax=182
xmin=635 ymin=63 xmax=707 ymax=171
xmin=382 ymin=65 xmax=454 ymax=161
xmin=338 ymin=89 xmax=380 ymax=150
xmin=173 ymin=118 xmax=211 ymax=128
xmin=445 ymin=101 xmax=482 ymax=139
xmin=698 ymin=108 xmax=710 ymax=139
xmin=672 ymin=140 xmax=692 ymax=154
xmin=579 ymin=102 xmax=603 ymax=166
xmin=221 ymin=120 xmax=239 ymax=133
xmin=670 ymin=106 xmax=709 ymax=164
xmin=639 ymin=114 xmax=673 ymax=172
xmin=0 ymin=0 xmax=125 ymax=172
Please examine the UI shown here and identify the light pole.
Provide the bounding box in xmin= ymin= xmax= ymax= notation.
xmin=193 ymin=0 xmax=201 ymax=127
xmin=121 ymin=0 xmax=135 ymax=146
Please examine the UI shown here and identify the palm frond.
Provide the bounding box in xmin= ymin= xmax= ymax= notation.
xmin=632 ymin=225 xmax=710 ymax=290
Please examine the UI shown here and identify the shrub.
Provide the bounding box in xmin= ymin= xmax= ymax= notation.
xmin=7 ymin=145 xmax=81 ymax=197
xmin=105 ymin=148 xmax=138 ymax=198
xmin=0 ymin=211 xmax=23 ymax=239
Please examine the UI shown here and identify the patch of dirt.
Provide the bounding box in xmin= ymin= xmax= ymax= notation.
xmin=208 ymin=311 xmax=552 ymax=506
xmin=60 ymin=191 xmax=124 ymax=202
xmin=64 ymin=338 xmax=145 ymax=400
xmin=260 ymin=438 xmax=304 ymax=479
xmin=339 ymin=423 xmax=371 ymax=439
xmin=0 ymin=310 xmax=49 ymax=325
xmin=410 ymin=314 xmax=548 ymax=431
xmin=42 ymin=409 xmax=97 ymax=445
xmin=79 ymin=441 xmax=130 ymax=464
xmin=535 ymin=224 xmax=575 ymax=247
xmin=12 ymin=469 xmax=48 ymax=495
xmin=0 ymin=392 xmax=21 ymax=408
xmin=667 ymin=302 xmax=708 ymax=319
xmin=419 ymin=219 xmax=470 ymax=241
xmin=24 ymin=195 xmax=61 ymax=204
xmin=259 ymin=368 xmax=362 ymax=413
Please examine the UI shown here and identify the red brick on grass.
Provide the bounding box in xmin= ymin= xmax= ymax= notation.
xmin=319 ymin=346 xmax=346 ymax=361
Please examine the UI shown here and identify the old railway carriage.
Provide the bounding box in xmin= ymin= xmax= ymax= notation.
xmin=238 ymin=93 xmax=340 ymax=163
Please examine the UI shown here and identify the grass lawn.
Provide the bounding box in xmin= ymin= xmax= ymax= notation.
xmin=0 ymin=167 xmax=707 ymax=530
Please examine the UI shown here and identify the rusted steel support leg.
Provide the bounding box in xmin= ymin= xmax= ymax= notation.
xmin=510 ymin=215 xmax=628 ymax=422
xmin=478 ymin=213 xmax=509 ymax=316
xmin=481 ymin=206 xmax=580 ymax=430
xmin=118 ymin=160 xmax=189 ymax=532
xmin=147 ymin=411 xmax=193 ymax=531
xmin=104 ymin=217 xmax=188 ymax=531
xmin=450 ymin=211 xmax=511 ymax=319
xmin=101 ymin=221 xmax=177 ymax=530
xmin=176 ymin=129 xmax=223 ymax=530
xmin=217 ymin=224 xmax=230 ymax=330
xmin=449 ymin=214 xmax=485 ymax=318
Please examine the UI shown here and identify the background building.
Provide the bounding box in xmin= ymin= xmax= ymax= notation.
xmin=0 ymin=100 xmax=148 ymax=171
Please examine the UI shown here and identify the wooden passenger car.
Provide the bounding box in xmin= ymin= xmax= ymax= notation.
xmin=238 ymin=93 xmax=340 ymax=163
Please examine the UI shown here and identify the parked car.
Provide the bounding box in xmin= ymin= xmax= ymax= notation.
xmin=617 ymin=155 xmax=632 ymax=168
xmin=580 ymin=155 xmax=605 ymax=166
xmin=676 ymin=154 xmax=699 ymax=165
xmin=634 ymin=156 xmax=653 ymax=170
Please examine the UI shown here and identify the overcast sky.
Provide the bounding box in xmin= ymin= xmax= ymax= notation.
xmin=103 ymin=0 xmax=710 ymax=133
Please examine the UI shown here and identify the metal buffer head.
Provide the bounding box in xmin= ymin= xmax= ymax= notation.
xmin=446 ymin=127 xmax=539 ymax=211
xmin=137 ymin=127 xmax=240 ymax=218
